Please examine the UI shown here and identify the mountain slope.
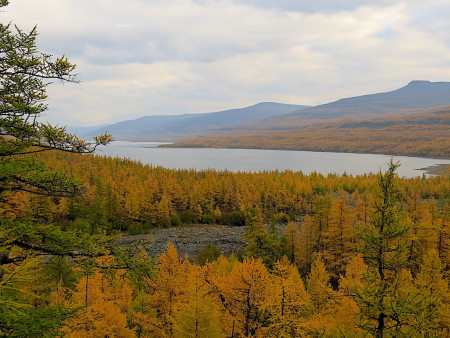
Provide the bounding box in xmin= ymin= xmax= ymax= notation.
xmin=292 ymin=80 xmax=450 ymax=117
xmin=235 ymin=81 xmax=450 ymax=130
xmin=87 ymin=102 xmax=308 ymax=141
xmin=169 ymin=106 xmax=450 ymax=159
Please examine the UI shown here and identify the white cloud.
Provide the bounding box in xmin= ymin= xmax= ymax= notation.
xmin=3 ymin=0 xmax=450 ymax=126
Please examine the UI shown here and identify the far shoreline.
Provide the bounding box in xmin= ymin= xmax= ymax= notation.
xmin=158 ymin=143 xmax=450 ymax=161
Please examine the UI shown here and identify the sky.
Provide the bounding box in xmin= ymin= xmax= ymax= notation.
xmin=3 ymin=0 xmax=450 ymax=126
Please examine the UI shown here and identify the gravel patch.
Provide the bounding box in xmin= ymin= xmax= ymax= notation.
xmin=115 ymin=224 xmax=247 ymax=259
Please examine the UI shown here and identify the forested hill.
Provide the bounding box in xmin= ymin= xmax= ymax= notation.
xmin=81 ymin=102 xmax=308 ymax=141
xmin=169 ymin=105 xmax=450 ymax=159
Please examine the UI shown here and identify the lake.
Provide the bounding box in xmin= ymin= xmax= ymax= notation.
xmin=95 ymin=141 xmax=450 ymax=178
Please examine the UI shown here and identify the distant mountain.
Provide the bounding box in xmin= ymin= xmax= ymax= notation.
xmin=236 ymin=81 xmax=450 ymax=130
xmin=75 ymin=80 xmax=450 ymax=141
xmin=86 ymin=102 xmax=308 ymax=141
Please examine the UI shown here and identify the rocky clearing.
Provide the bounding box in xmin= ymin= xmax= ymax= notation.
xmin=115 ymin=224 xmax=248 ymax=259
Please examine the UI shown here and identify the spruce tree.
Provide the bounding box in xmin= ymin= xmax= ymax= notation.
xmin=355 ymin=161 xmax=412 ymax=337
xmin=0 ymin=2 xmax=112 ymax=334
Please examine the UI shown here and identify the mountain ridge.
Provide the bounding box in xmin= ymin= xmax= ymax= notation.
xmin=73 ymin=80 xmax=450 ymax=141
xmin=234 ymin=80 xmax=450 ymax=130
xmin=84 ymin=102 xmax=308 ymax=141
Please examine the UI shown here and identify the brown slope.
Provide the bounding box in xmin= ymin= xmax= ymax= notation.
xmin=168 ymin=106 xmax=450 ymax=159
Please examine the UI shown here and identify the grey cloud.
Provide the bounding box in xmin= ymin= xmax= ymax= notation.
xmin=22 ymin=0 xmax=422 ymax=69
xmin=407 ymin=5 xmax=450 ymax=46
xmin=227 ymin=0 xmax=387 ymax=13
xmin=37 ymin=17 xmax=294 ymax=66
xmin=4 ymin=0 xmax=450 ymax=127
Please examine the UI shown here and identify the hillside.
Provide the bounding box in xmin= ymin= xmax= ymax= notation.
xmin=169 ymin=106 xmax=450 ymax=159
xmin=84 ymin=102 xmax=308 ymax=141
xmin=234 ymin=80 xmax=450 ymax=130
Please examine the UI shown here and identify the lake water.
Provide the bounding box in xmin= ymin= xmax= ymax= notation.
xmin=95 ymin=141 xmax=450 ymax=178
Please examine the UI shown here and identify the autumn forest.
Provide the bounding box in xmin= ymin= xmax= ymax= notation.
xmin=1 ymin=1 xmax=450 ymax=336
xmin=1 ymin=149 xmax=449 ymax=337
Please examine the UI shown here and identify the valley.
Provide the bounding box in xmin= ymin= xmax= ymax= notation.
xmin=78 ymin=80 xmax=450 ymax=160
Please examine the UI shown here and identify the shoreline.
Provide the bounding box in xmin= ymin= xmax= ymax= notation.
xmin=417 ymin=164 xmax=450 ymax=176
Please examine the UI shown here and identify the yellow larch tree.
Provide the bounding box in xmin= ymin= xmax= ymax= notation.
xmin=173 ymin=264 xmax=224 ymax=338
xmin=295 ymin=214 xmax=317 ymax=275
xmin=321 ymin=190 xmax=356 ymax=283
xmin=261 ymin=256 xmax=311 ymax=337
xmin=339 ymin=253 xmax=368 ymax=296
xmin=306 ymin=255 xmax=333 ymax=314
xmin=156 ymin=194 xmax=173 ymax=227
xmin=63 ymin=271 xmax=134 ymax=338
xmin=284 ymin=221 xmax=301 ymax=264
xmin=406 ymin=192 xmax=431 ymax=274
xmin=133 ymin=243 xmax=188 ymax=337
xmin=209 ymin=258 xmax=271 ymax=337
xmin=436 ymin=200 xmax=450 ymax=269
xmin=353 ymin=189 xmax=374 ymax=229
xmin=414 ymin=249 xmax=450 ymax=334
xmin=312 ymin=194 xmax=332 ymax=252
xmin=303 ymin=255 xmax=344 ymax=336
xmin=124 ymin=183 xmax=142 ymax=221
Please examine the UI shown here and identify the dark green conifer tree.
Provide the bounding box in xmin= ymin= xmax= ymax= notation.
xmin=355 ymin=161 xmax=437 ymax=337
xmin=0 ymin=1 xmax=112 ymax=334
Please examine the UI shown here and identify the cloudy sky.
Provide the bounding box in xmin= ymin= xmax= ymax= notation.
xmin=3 ymin=0 xmax=450 ymax=126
